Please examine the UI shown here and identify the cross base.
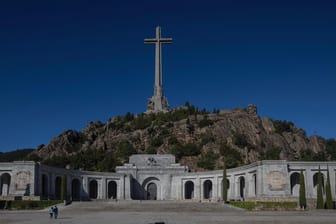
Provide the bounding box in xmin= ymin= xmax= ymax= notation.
xmin=146 ymin=96 xmax=169 ymax=113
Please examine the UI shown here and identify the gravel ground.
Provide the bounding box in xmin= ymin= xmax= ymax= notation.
xmin=0 ymin=201 xmax=335 ymax=224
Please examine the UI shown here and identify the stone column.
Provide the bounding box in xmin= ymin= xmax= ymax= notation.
xmin=306 ymin=169 xmax=313 ymax=198
xmin=119 ymin=178 xmax=124 ymax=200
xmin=228 ymin=176 xmax=234 ymax=200
xmin=124 ymin=175 xmax=131 ymax=200
xmin=194 ymin=178 xmax=201 ymax=201
xmin=329 ymin=166 xmax=335 ymax=199
xmin=66 ymin=175 xmax=71 ymax=201
xmin=8 ymin=172 xmax=15 ymax=196
xmin=101 ymin=178 xmax=106 ymax=199
xmin=50 ymin=173 xmax=55 ymax=198
xmin=256 ymin=166 xmax=263 ymax=197
xmin=82 ymin=176 xmax=88 ymax=200
xmin=213 ymin=177 xmax=218 ymax=201
xmin=244 ymin=174 xmax=249 ymax=199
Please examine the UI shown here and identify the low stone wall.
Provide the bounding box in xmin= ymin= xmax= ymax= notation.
xmin=0 ymin=195 xmax=40 ymax=201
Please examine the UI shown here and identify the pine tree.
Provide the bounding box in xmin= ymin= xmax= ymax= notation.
xmin=222 ymin=159 xmax=228 ymax=202
xmin=61 ymin=176 xmax=67 ymax=201
xmin=325 ymin=167 xmax=333 ymax=209
xmin=299 ymin=170 xmax=307 ymax=209
xmin=316 ymin=167 xmax=324 ymax=209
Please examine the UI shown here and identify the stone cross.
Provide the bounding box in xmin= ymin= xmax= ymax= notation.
xmin=144 ymin=26 xmax=172 ymax=113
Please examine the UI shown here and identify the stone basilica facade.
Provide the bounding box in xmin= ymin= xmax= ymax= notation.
xmin=1 ymin=154 xmax=336 ymax=202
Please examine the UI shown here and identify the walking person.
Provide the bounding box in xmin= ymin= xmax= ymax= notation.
xmin=49 ymin=206 xmax=54 ymax=219
xmin=53 ymin=206 xmax=58 ymax=219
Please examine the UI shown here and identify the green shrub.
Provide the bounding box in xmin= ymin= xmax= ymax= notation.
xmin=61 ymin=176 xmax=67 ymax=201
xmin=260 ymin=146 xmax=282 ymax=160
xmin=316 ymin=167 xmax=324 ymax=209
xmin=197 ymin=151 xmax=217 ymax=170
xmin=299 ymin=170 xmax=307 ymax=209
xmin=222 ymin=160 xmax=228 ymax=202
xmin=0 ymin=148 xmax=35 ymax=162
xmin=233 ymin=133 xmax=251 ymax=148
xmin=145 ymin=146 xmax=157 ymax=154
xmin=325 ymin=168 xmax=333 ymax=209
xmin=326 ymin=138 xmax=336 ymax=160
xmin=0 ymin=200 xmax=62 ymax=210
xmin=170 ymin=143 xmax=201 ymax=160
xmin=198 ymin=115 xmax=214 ymax=128
xmin=200 ymin=133 xmax=215 ymax=145
xmin=150 ymin=136 xmax=164 ymax=147
xmin=219 ymin=144 xmax=242 ymax=168
xmin=231 ymin=201 xmax=297 ymax=211
xmin=115 ymin=141 xmax=137 ymax=162
xmin=272 ymin=120 xmax=293 ymax=134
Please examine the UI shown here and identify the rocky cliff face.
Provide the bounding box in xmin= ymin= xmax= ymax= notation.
xmin=31 ymin=105 xmax=327 ymax=171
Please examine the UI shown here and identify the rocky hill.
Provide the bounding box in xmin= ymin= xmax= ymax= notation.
xmin=27 ymin=104 xmax=335 ymax=172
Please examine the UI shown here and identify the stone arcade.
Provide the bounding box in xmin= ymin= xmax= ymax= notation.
xmin=1 ymin=154 xmax=336 ymax=202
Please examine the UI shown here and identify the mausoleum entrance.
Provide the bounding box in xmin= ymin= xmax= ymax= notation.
xmin=147 ymin=182 xmax=157 ymax=200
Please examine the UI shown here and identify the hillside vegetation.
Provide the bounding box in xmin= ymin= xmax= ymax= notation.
xmin=23 ymin=103 xmax=336 ymax=172
xmin=0 ymin=149 xmax=34 ymax=162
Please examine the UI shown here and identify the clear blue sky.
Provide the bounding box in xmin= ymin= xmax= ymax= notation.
xmin=0 ymin=0 xmax=335 ymax=152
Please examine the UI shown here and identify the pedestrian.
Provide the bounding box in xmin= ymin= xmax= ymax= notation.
xmin=53 ymin=206 xmax=58 ymax=219
xmin=49 ymin=206 xmax=53 ymax=218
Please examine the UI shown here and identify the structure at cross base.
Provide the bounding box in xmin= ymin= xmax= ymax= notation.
xmin=1 ymin=154 xmax=336 ymax=203
xmin=145 ymin=26 xmax=171 ymax=113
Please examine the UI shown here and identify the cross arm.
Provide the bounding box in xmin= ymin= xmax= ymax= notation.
xmin=144 ymin=38 xmax=157 ymax=44
xmin=160 ymin=38 xmax=173 ymax=43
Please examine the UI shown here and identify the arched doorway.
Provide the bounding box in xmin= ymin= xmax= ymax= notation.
xmin=89 ymin=180 xmax=98 ymax=199
xmin=239 ymin=176 xmax=245 ymax=199
xmin=313 ymin=172 xmax=325 ymax=195
xmin=71 ymin=179 xmax=81 ymax=201
xmin=142 ymin=177 xmax=160 ymax=200
xmin=290 ymin=172 xmax=300 ymax=196
xmin=0 ymin=173 xmax=11 ymax=196
xmin=108 ymin=181 xmax=117 ymax=199
xmin=41 ymin=174 xmax=48 ymax=198
xmin=203 ymin=180 xmax=212 ymax=199
xmin=185 ymin=181 xmax=194 ymax=199
xmin=55 ymin=176 xmax=62 ymax=200
xmin=147 ymin=183 xmax=157 ymax=200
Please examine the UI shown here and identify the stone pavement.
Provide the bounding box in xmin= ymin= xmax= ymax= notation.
xmin=0 ymin=201 xmax=336 ymax=224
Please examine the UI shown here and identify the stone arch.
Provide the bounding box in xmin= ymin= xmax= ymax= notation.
xmin=41 ymin=174 xmax=48 ymax=198
xmin=203 ymin=180 xmax=212 ymax=199
xmin=313 ymin=172 xmax=325 ymax=193
xmin=147 ymin=182 xmax=157 ymax=200
xmin=55 ymin=176 xmax=62 ymax=200
xmin=71 ymin=178 xmax=81 ymax=201
xmin=108 ymin=181 xmax=117 ymax=199
xmin=239 ymin=176 xmax=245 ymax=199
xmin=0 ymin=173 xmax=11 ymax=196
xmin=290 ymin=172 xmax=300 ymax=196
xmin=184 ymin=181 xmax=194 ymax=199
xmin=142 ymin=177 xmax=160 ymax=200
xmin=89 ymin=180 xmax=98 ymax=199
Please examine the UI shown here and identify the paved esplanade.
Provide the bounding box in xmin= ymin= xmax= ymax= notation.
xmin=145 ymin=26 xmax=172 ymax=113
